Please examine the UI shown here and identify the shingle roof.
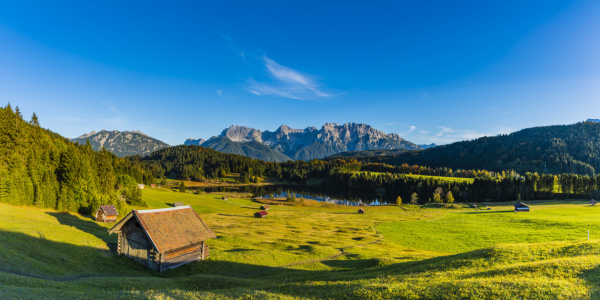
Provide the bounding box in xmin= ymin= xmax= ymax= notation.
xmin=514 ymin=202 xmax=529 ymax=208
xmin=100 ymin=205 xmax=118 ymax=216
xmin=109 ymin=206 xmax=216 ymax=253
xmin=255 ymin=211 xmax=268 ymax=216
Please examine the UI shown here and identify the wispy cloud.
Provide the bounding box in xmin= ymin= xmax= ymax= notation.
xmin=247 ymin=56 xmax=331 ymax=100
xmin=408 ymin=125 xmax=416 ymax=133
xmin=217 ymin=90 xmax=223 ymax=97
xmin=221 ymin=34 xmax=246 ymax=62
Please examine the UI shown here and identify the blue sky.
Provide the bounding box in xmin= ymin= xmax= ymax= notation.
xmin=1 ymin=1 xmax=599 ymax=145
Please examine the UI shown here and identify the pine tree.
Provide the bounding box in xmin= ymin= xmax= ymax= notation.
xmin=179 ymin=181 xmax=186 ymax=193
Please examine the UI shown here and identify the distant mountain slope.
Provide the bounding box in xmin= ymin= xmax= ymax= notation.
xmin=201 ymin=137 xmax=291 ymax=162
xmin=184 ymin=138 xmax=205 ymax=146
xmin=191 ymin=123 xmax=421 ymax=161
xmin=72 ymin=130 xmax=169 ymax=157
xmin=325 ymin=149 xmax=410 ymax=160
xmin=370 ymin=122 xmax=600 ymax=176
xmin=419 ymin=143 xmax=438 ymax=149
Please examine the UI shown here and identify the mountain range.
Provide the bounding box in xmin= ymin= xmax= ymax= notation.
xmin=71 ymin=130 xmax=170 ymax=157
xmin=185 ymin=123 xmax=422 ymax=161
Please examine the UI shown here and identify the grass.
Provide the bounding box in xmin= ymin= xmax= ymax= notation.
xmin=350 ymin=171 xmax=475 ymax=183
xmin=2 ymin=190 xmax=600 ymax=298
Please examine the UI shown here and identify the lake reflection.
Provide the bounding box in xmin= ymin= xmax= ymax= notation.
xmin=193 ymin=185 xmax=394 ymax=206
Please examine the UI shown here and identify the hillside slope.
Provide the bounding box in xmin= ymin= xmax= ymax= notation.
xmin=357 ymin=122 xmax=600 ymax=176
xmin=2 ymin=196 xmax=600 ymax=299
xmin=72 ymin=130 xmax=169 ymax=157
xmin=201 ymin=137 xmax=291 ymax=162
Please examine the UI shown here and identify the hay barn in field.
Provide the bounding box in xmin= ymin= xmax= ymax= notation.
xmin=108 ymin=206 xmax=216 ymax=272
xmin=95 ymin=205 xmax=118 ymax=223
xmin=260 ymin=205 xmax=270 ymax=210
xmin=255 ymin=211 xmax=268 ymax=218
xmin=173 ymin=202 xmax=184 ymax=207
xmin=358 ymin=208 xmax=365 ymax=214
xmin=514 ymin=202 xmax=530 ymax=212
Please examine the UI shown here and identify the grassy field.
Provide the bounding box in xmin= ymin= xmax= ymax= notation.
xmin=2 ymin=189 xmax=600 ymax=299
xmin=351 ymin=171 xmax=475 ymax=183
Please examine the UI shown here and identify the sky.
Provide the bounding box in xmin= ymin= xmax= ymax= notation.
xmin=1 ymin=0 xmax=599 ymax=145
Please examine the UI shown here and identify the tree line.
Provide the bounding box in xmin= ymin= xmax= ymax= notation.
xmin=0 ymin=104 xmax=151 ymax=214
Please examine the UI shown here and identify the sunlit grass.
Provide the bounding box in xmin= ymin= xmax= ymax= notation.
xmin=2 ymin=190 xmax=600 ymax=298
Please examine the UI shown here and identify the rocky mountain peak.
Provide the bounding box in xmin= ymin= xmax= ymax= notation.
xmin=71 ymin=130 xmax=169 ymax=157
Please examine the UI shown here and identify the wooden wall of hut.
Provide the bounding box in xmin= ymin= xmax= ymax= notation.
xmin=121 ymin=219 xmax=158 ymax=270
xmin=159 ymin=241 xmax=205 ymax=271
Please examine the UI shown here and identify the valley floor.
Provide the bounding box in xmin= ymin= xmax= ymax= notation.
xmin=2 ymin=190 xmax=600 ymax=299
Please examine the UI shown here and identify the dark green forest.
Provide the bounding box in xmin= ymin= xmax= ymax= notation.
xmin=348 ymin=122 xmax=600 ymax=176
xmin=0 ymin=104 xmax=152 ymax=214
xmin=4 ymin=102 xmax=600 ymax=212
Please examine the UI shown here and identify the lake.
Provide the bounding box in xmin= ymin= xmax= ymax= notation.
xmin=193 ymin=185 xmax=395 ymax=206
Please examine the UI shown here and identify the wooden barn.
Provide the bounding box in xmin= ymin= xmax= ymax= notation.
xmin=514 ymin=202 xmax=530 ymax=212
xmin=255 ymin=211 xmax=268 ymax=218
xmin=358 ymin=208 xmax=365 ymax=214
xmin=260 ymin=205 xmax=270 ymax=211
xmin=95 ymin=205 xmax=118 ymax=223
xmin=108 ymin=206 xmax=216 ymax=272
xmin=173 ymin=202 xmax=184 ymax=207
xmin=222 ymin=196 xmax=229 ymax=200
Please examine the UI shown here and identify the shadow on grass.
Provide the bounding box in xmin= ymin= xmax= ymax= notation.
xmin=46 ymin=212 xmax=115 ymax=245
xmin=217 ymin=214 xmax=255 ymax=218
xmin=0 ymin=230 xmax=153 ymax=281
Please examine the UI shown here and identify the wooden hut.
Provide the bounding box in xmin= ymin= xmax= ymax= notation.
xmin=222 ymin=196 xmax=229 ymax=200
xmin=95 ymin=205 xmax=118 ymax=223
xmin=173 ymin=202 xmax=184 ymax=207
xmin=514 ymin=202 xmax=530 ymax=212
xmin=260 ymin=205 xmax=270 ymax=211
xmin=108 ymin=206 xmax=216 ymax=272
xmin=358 ymin=208 xmax=365 ymax=214
xmin=255 ymin=211 xmax=268 ymax=218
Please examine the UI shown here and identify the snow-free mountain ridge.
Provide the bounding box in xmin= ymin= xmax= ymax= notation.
xmin=191 ymin=123 xmax=421 ymax=161
xmin=71 ymin=130 xmax=169 ymax=157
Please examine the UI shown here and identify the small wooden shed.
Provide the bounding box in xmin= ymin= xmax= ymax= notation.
xmin=260 ymin=205 xmax=270 ymax=211
xmin=95 ymin=205 xmax=118 ymax=223
xmin=108 ymin=206 xmax=216 ymax=272
xmin=358 ymin=208 xmax=365 ymax=214
xmin=255 ymin=211 xmax=268 ymax=218
xmin=173 ymin=202 xmax=184 ymax=207
xmin=514 ymin=202 xmax=530 ymax=212
xmin=222 ymin=196 xmax=229 ymax=200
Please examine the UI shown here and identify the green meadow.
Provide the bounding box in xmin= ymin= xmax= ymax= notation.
xmin=2 ymin=189 xmax=600 ymax=299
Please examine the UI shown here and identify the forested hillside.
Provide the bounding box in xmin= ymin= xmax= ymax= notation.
xmin=0 ymin=104 xmax=153 ymax=214
xmin=139 ymin=145 xmax=271 ymax=182
xmin=356 ymin=122 xmax=600 ymax=176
